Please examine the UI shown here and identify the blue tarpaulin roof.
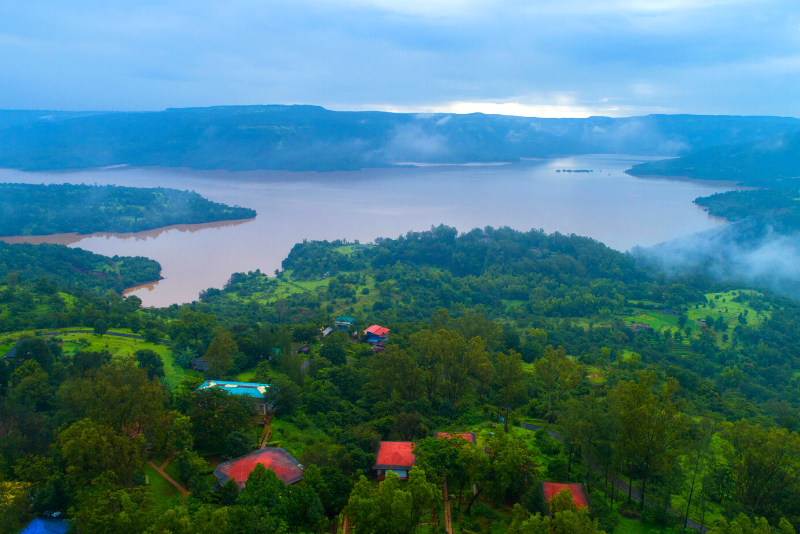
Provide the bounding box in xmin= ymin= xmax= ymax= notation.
xmin=196 ymin=381 xmax=270 ymax=399
xmin=19 ymin=517 xmax=70 ymax=534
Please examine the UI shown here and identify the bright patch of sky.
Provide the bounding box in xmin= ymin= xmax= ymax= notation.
xmin=1 ymin=0 xmax=798 ymax=117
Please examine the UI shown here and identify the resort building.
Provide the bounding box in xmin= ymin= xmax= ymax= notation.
xmin=214 ymin=447 xmax=304 ymax=488
xmin=196 ymin=380 xmax=271 ymax=415
xmin=373 ymin=441 xmax=415 ymax=481
xmin=542 ymin=482 xmax=590 ymax=511
xmin=363 ymin=324 xmax=390 ymax=343
xmin=434 ymin=432 xmax=477 ymax=443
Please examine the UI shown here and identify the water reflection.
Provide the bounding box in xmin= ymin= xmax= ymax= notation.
xmin=0 ymin=217 xmax=256 ymax=246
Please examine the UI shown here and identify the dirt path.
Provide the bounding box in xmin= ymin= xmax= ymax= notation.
xmin=443 ymin=478 xmax=454 ymax=534
xmin=148 ymin=460 xmax=188 ymax=497
xmin=260 ymin=414 xmax=274 ymax=448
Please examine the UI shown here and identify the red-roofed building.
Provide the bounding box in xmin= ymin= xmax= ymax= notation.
xmin=214 ymin=447 xmax=304 ymax=488
xmin=542 ymin=482 xmax=590 ymax=510
xmin=364 ymin=325 xmax=390 ymax=343
xmin=434 ymin=432 xmax=477 ymax=443
xmin=373 ymin=441 xmax=415 ymax=481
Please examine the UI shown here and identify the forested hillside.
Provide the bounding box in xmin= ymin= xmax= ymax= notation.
xmin=627 ymin=131 xmax=800 ymax=187
xmin=0 ymin=241 xmax=161 ymax=296
xmin=3 ymin=227 xmax=800 ymax=533
xmin=0 ymin=183 xmax=256 ymax=236
xmin=1 ymin=107 xmax=799 ymax=172
xmin=694 ymin=188 xmax=800 ymax=231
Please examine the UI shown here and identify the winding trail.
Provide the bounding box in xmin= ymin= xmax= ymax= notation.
xmin=443 ymin=478 xmax=454 ymax=534
xmin=148 ymin=460 xmax=188 ymax=498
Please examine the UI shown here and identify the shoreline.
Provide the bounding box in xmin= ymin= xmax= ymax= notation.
xmin=625 ymin=172 xmax=759 ymax=190
xmin=0 ymin=217 xmax=256 ymax=246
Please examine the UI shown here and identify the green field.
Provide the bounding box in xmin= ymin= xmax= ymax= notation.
xmin=144 ymin=464 xmax=184 ymax=511
xmin=4 ymin=327 xmax=199 ymax=388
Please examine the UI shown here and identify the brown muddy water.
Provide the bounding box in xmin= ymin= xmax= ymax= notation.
xmin=0 ymin=155 xmax=739 ymax=307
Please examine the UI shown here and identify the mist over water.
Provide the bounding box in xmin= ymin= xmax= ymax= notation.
xmin=0 ymin=155 xmax=735 ymax=306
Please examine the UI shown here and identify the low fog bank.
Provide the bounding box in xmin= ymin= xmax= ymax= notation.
xmin=633 ymin=219 xmax=800 ymax=299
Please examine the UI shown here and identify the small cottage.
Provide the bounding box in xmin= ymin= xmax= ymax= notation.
xmin=373 ymin=441 xmax=415 ymax=481
xmin=214 ymin=447 xmax=304 ymax=488
xmin=435 ymin=432 xmax=477 ymax=443
xmin=542 ymin=482 xmax=590 ymax=511
xmin=196 ymin=380 xmax=271 ymax=415
xmin=364 ymin=325 xmax=390 ymax=343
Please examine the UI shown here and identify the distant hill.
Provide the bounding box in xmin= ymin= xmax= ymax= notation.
xmin=0 ymin=183 xmax=256 ymax=237
xmin=627 ymin=131 xmax=800 ymax=187
xmin=0 ymin=106 xmax=798 ymax=172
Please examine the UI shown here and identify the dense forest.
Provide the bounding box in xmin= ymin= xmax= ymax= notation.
xmin=694 ymin=189 xmax=800 ymax=231
xmin=1 ymin=107 xmax=799 ymax=172
xmin=3 ymin=227 xmax=800 ymax=534
xmin=0 ymin=241 xmax=161 ymax=296
xmin=627 ymin=131 xmax=800 ymax=188
xmin=0 ymin=183 xmax=256 ymax=236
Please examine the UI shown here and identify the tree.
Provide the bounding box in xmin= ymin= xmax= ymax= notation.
xmin=10 ymin=360 xmax=51 ymax=410
xmin=93 ymin=319 xmax=109 ymax=338
xmin=58 ymin=419 xmax=147 ymax=488
xmin=14 ymin=337 xmax=55 ymax=372
xmin=344 ymin=469 xmax=440 ymax=534
xmin=369 ymin=345 xmax=423 ymax=404
xmin=302 ymin=464 xmax=353 ymax=517
xmin=188 ymin=386 xmax=254 ymax=452
xmin=174 ymin=346 xmax=197 ymax=369
xmin=707 ymin=513 xmax=776 ymax=534
xmin=205 ymin=330 xmax=238 ymax=378
xmin=610 ymin=372 xmax=686 ymax=510
xmin=495 ymin=349 xmax=526 ymax=409
xmin=236 ymin=463 xmax=325 ymax=533
xmin=320 ymin=342 xmax=346 ymax=366
xmin=225 ymin=430 xmax=256 ymax=460
xmin=462 ymin=432 xmax=537 ymax=513
xmin=721 ymin=419 xmax=800 ymax=517
xmin=57 ymin=359 xmax=172 ymax=453
xmin=534 ymin=345 xmax=583 ymax=421
xmin=69 ymin=474 xmax=155 ymax=534
xmin=135 ymin=349 xmax=165 ymax=380
xmin=507 ymin=503 xmax=606 ymax=534
xmin=264 ymin=374 xmax=301 ymax=417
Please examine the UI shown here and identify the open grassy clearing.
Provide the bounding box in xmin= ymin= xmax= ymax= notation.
xmin=144 ymin=464 xmax=184 ymax=511
xmin=0 ymin=327 xmax=198 ymax=388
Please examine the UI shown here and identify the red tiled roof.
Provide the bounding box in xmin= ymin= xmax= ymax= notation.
xmin=364 ymin=325 xmax=390 ymax=337
xmin=214 ymin=447 xmax=303 ymax=487
xmin=542 ymin=482 xmax=589 ymax=509
xmin=374 ymin=441 xmax=415 ymax=469
xmin=435 ymin=432 xmax=477 ymax=443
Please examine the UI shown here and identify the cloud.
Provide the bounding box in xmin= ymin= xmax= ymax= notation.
xmin=0 ymin=0 xmax=797 ymax=116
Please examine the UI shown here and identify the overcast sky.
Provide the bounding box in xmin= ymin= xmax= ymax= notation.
xmin=2 ymin=0 xmax=799 ymax=117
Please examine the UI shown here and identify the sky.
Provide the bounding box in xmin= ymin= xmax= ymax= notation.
xmin=1 ymin=0 xmax=799 ymax=118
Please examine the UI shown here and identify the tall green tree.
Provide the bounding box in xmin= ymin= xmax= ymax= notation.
xmin=343 ymin=469 xmax=440 ymax=534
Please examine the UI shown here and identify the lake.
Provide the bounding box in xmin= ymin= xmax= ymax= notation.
xmin=0 ymin=155 xmax=736 ymax=307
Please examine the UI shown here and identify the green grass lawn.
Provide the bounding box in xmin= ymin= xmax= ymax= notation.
xmin=54 ymin=329 xmax=198 ymax=388
xmin=145 ymin=464 xmax=184 ymax=511
xmin=270 ymin=418 xmax=330 ymax=459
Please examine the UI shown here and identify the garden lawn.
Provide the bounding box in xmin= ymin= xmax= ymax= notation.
xmin=145 ymin=464 xmax=184 ymax=511
xmin=56 ymin=329 xmax=198 ymax=387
